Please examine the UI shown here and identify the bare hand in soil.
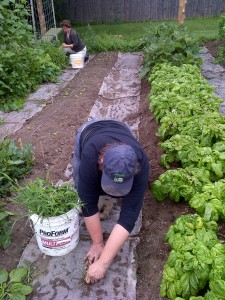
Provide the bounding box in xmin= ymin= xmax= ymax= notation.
xmin=85 ymin=260 xmax=107 ymax=284
xmin=84 ymin=243 xmax=104 ymax=266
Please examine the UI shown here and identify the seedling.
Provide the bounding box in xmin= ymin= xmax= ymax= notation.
xmin=0 ymin=267 xmax=33 ymax=299
xmin=77 ymin=267 xmax=88 ymax=288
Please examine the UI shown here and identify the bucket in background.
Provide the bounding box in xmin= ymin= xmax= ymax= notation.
xmin=70 ymin=53 xmax=85 ymax=69
xmin=29 ymin=208 xmax=79 ymax=256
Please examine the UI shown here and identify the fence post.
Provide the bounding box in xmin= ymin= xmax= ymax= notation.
xmin=178 ymin=0 xmax=187 ymax=24
xmin=36 ymin=0 xmax=46 ymax=36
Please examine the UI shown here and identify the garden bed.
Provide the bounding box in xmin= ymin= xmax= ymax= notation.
xmin=0 ymin=41 xmax=224 ymax=299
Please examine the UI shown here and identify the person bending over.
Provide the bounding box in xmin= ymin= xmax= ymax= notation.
xmin=73 ymin=119 xmax=150 ymax=284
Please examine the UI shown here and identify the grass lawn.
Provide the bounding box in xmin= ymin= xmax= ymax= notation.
xmin=75 ymin=16 xmax=219 ymax=43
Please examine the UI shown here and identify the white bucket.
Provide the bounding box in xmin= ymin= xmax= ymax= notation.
xmin=70 ymin=53 xmax=84 ymax=69
xmin=29 ymin=208 xmax=79 ymax=256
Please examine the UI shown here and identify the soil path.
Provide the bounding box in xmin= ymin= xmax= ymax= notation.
xmin=1 ymin=51 xmax=189 ymax=299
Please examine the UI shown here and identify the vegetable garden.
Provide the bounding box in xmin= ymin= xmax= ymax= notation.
xmin=1 ymin=1 xmax=225 ymax=299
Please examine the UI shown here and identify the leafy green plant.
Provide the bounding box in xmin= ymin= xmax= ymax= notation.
xmin=0 ymin=139 xmax=35 ymax=197
xmin=189 ymin=179 xmax=225 ymax=222
xmin=12 ymin=178 xmax=81 ymax=218
xmin=0 ymin=209 xmax=14 ymax=249
xmin=160 ymin=135 xmax=225 ymax=181
xmin=0 ymin=43 xmax=63 ymax=112
xmin=140 ymin=23 xmax=202 ymax=78
xmin=0 ymin=0 xmax=33 ymax=47
xmin=215 ymin=45 xmax=225 ymax=64
xmin=144 ymin=19 xmax=225 ymax=300
xmin=0 ymin=267 xmax=33 ymax=300
xmin=157 ymin=112 xmax=225 ymax=147
xmin=36 ymin=41 xmax=68 ymax=69
xmin=218 ymin=13 xmax=225 ymax=41
xmin=148 ymin=63 xmax=223 ymax=123
xmin=160 ymin=214 xmax=219 ymax=300
xmin=162 ymin=243 xmax=225 ymax=300
xmin=151 ymin=167 xmax=211 ymax=202
xmin=0 ymin=1 xmax=67 ymax=112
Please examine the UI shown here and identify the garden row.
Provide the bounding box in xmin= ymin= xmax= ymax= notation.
xmin=141 ymin=23 xmax=225 ymax=299
xmin=0 ymin=4 xmax=81 ymax=297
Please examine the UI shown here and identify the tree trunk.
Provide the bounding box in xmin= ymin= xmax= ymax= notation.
xmin=178 ymin=0 xmax=187 ymax=24
xmin=36 ymin=0 xmax=46 ymax=36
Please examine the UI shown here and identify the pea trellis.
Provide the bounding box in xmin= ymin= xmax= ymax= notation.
xmin=28 ymin=0 xmax=61 ymax=42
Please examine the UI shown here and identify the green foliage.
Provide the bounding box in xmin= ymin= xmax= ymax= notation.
xmin=148 ymin=63 xmax=222 ymax=123
xmin=81 ymin=24 xmax=140 ymax=53
xmin=0 ymin=0 xmax=67 ymax=112
xmin=0 ymin=209 xmax=14 ymax=249
xmin=0 ymin=139 xmax=35 ymax=197
xmin=160 ymin=135 xmax=225 ymax=181
xmin=74 ymin=18 xmax=219 ymax=53
xmin=140 ymin=23 xmax=202 ymax=78
xmin=0 ymin=42 xmax=65 ymax=112
xmin=0 ymin=0 xmax=33 ymax=46
xmin=217 ymin=14 xmax=225 ymax=65
xmin=12 ymin=178 xmax=81 ymax=218
xmin=218 ymin=13 xmax=225 ymax=40
xmin=157 ymin=112 xmax=225 ymax=147
xmin=0 ymin=267 xmax=33 ymax=299
xmin=144 ymin=16 xmax=225 ymax=300
xmin=189 ymin=179 xmax=225 ymax=222
xmin=151 ymin=167 xmax=211 ymax=203
xmin=36 ymin=41 xmax=68 ymax=69
xmin=160 ymin=214 xmax=219 ymax=300
xmin=215 ymin=45 xmax=225 ymax=64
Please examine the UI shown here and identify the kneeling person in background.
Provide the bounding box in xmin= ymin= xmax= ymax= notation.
xmin=60 ymin=19 xmax=87 ymax=60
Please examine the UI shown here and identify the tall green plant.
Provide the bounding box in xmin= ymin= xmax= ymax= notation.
xmin=0 ymin=0 xmax=33 ymax=46
xmin=0 ymin=1 xmax=67 ymax=112
xmin=140 ymin=23 xmax=202 ymax=78
xmin=218 ymin=13 xmax=225 ymax=40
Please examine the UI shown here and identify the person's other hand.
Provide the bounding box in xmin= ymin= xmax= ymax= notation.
xmin=85 ymin=260 xmax=107 ymax=284
xmin=84 ymin=243 xmax=104 ymax=265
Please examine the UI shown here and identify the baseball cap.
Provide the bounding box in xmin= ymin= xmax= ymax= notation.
xmin=101 ymin=144 xmax=137 ymax=197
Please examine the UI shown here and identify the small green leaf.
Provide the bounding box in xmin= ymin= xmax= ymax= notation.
xmin=8 ymin=293 xmax=26 ymax=300
xmin=9 ymin=268 xmax=28 ymax=283
xmin=10 ymin=282 xmax=33 ymax=295
xmin=0 ymin=282 xmax=7 ymax=298
xmin=210 ymin=279 xmax=225 ymax=299
xmin=0 ymin=269 xmax=8 ymax=284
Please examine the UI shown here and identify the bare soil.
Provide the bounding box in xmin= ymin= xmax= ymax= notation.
xmin=0 ymin=42 xmax=223 ymax=299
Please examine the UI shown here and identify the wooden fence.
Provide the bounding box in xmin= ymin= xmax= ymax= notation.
xmin=56 ymin=0 xmax=225 ymax=24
